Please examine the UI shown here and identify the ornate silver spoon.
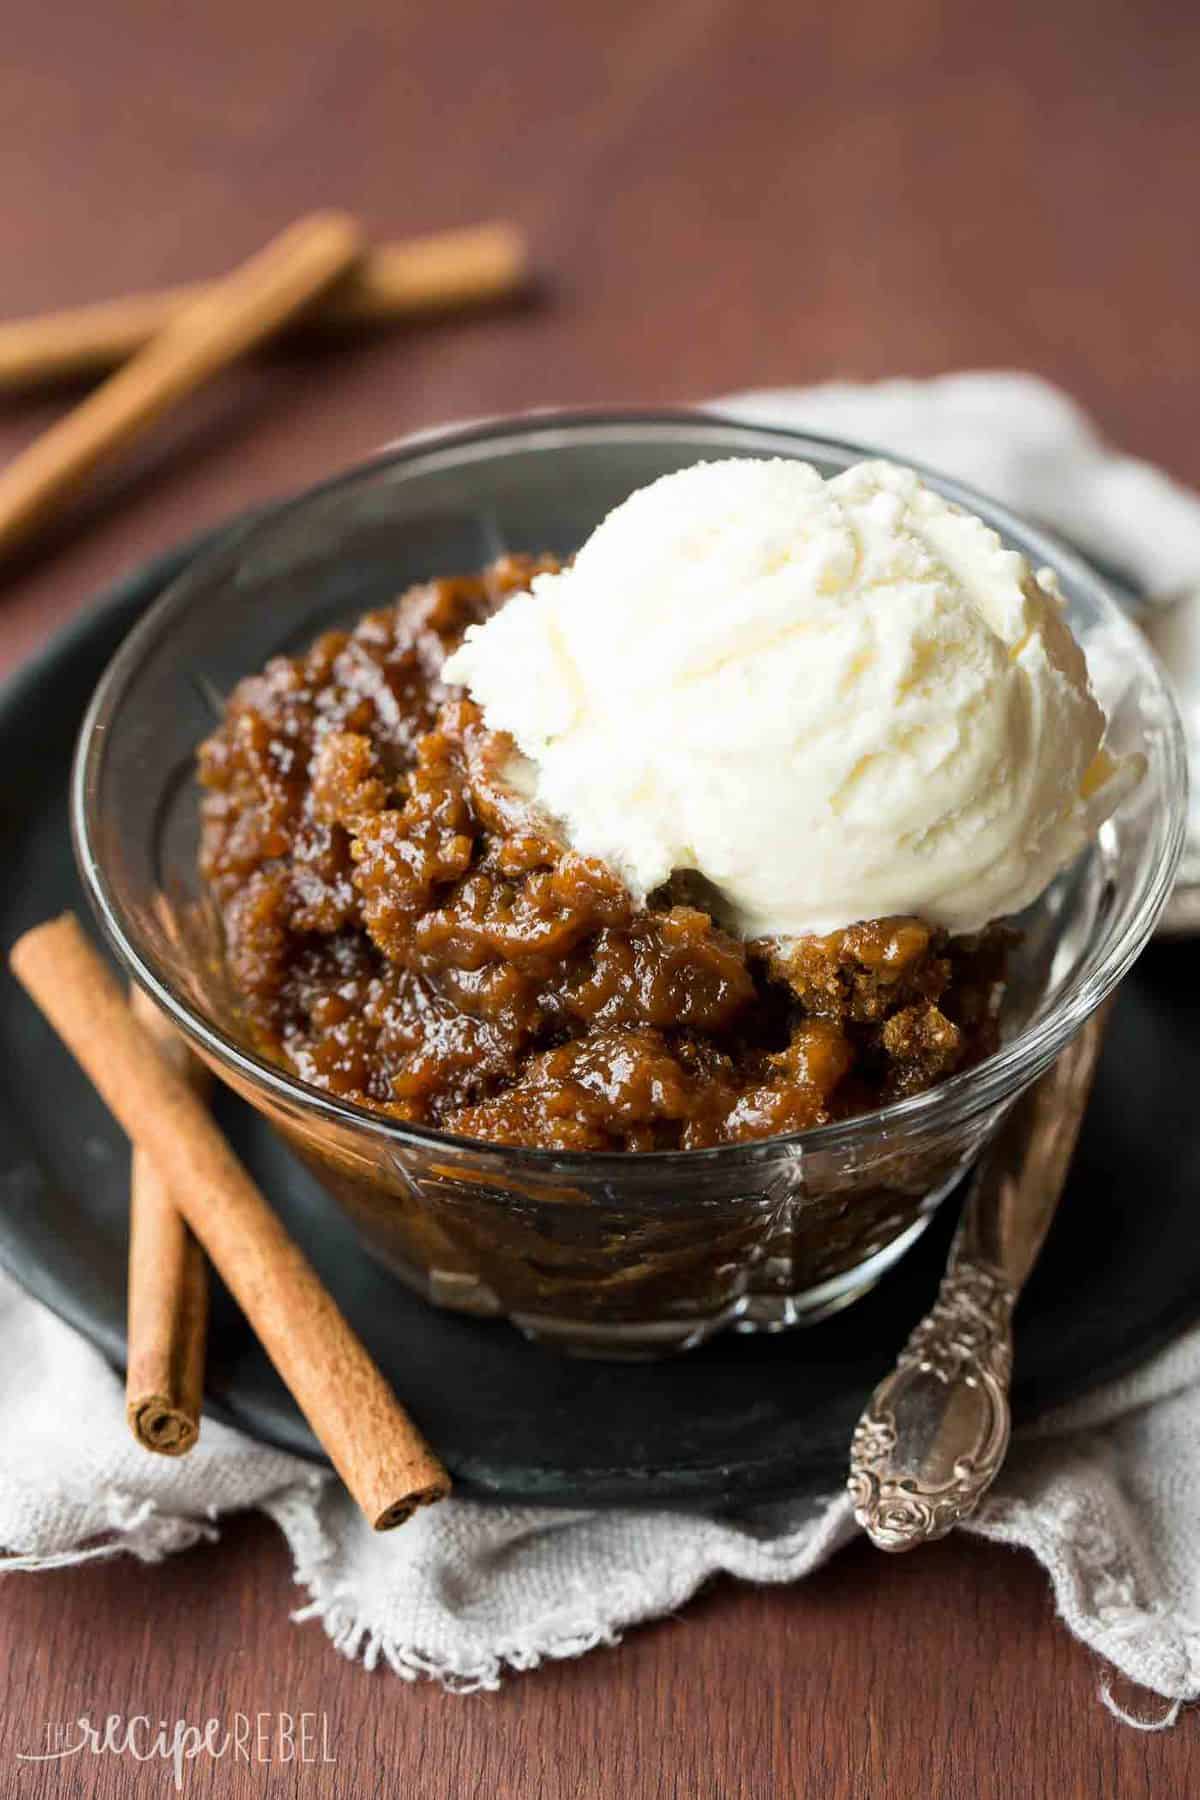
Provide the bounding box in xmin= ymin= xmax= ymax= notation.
xmin=847 ymin=1002 xmax=1110 ymax=1552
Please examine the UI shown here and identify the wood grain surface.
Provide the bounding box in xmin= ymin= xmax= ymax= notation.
xmin=0 ymin=0 xmax=1197 ymax=1792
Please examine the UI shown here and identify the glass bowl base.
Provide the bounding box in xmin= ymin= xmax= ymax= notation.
xmin=367 ymin=1204 xmax=943 ymax=1360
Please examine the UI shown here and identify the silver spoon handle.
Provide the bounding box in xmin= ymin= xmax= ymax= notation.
xmin=847 ymin=1005 xmax=1109 ymax=1552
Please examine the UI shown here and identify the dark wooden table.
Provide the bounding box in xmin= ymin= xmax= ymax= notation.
xmin=1 ymin=2 xmax=1197 ymax=1793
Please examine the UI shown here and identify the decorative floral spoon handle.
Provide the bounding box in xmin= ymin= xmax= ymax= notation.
xmin=848 ymin=1001 xmax=1111 ymax=1552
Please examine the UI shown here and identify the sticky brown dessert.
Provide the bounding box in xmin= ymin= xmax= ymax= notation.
xmin=198 ymin=554 xmax=1009 ymax=1151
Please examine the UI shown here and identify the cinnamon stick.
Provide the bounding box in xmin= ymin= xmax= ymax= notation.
xmin=12 ymin=917 xmax=450 ymax=1528
xmin=0 ymin=210 xmax=363 ymax=559
xmin=126 ymin=989 xmax=210 ymax=1456
xmin=0 ymin=222 xmax=528 ymax=392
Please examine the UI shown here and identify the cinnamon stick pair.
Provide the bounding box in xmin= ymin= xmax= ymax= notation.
xmin=0 ymin=212 xmax=528 ymax=561
xmin=12 ymin=916 xmax=449 ymax=1529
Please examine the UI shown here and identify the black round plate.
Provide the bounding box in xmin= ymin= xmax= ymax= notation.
xmin=2 ymin=526 xmax=1198 ymax=1510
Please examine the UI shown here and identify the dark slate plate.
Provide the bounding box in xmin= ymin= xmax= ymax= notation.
xmin=1 ymin=526 xmax=1198 ymax=1509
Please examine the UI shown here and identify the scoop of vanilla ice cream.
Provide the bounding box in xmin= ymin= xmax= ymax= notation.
xmin=442 ymin=458 xmax=1136 ymax=939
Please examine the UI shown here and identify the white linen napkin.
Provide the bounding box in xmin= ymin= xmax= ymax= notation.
xmin=4 ymin=373 xmax=1199 ymax=1718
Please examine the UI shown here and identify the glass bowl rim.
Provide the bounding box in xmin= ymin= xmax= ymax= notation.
xmin=72 ymin=405 xmax=1189 ymax=1174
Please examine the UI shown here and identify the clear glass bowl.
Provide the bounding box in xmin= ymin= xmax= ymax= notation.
xmin=72 ymin=412 xmax=1187 ymax=1356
